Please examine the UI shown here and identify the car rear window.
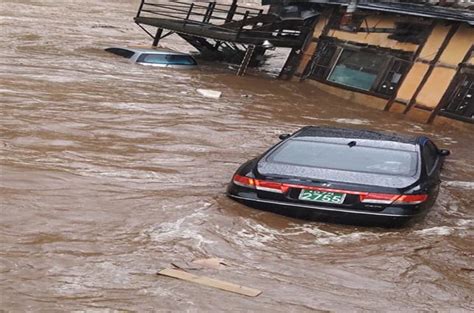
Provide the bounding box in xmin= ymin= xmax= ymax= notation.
xmin=137 ymin=54 xmax=197 ymax=65
xmin=268 ymin=140 xmax=418 ymax=176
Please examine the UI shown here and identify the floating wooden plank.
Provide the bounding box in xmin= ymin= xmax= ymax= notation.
xmin=197 ymin=89 xmax=222 ymax=99
xmin=157 ymin=268 xmax=262 ymax=297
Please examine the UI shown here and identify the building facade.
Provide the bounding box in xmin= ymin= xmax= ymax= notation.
xmin=272 ymin=1 xmax=474 ymax=124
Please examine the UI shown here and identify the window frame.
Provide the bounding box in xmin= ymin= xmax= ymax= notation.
xmin=307 ymin=39 xmax=412 ymax=99
xmin=326 ymin=48 xmax=391 ymax=92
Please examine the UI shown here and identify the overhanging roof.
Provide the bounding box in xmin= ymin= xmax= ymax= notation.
xmin=262 ymin=1 xmax=474 ymax=25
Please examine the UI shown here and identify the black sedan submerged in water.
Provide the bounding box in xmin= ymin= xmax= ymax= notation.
xmin=227 ymin=126 xmax=450 ymax=226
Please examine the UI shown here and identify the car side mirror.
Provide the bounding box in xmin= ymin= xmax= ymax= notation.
xmin=279 ymin=134 xmax=291 ymax=140
xmin=439 ymin=149 xmax=450 ymax=156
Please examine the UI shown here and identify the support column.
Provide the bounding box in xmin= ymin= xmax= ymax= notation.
xmin=237 ymin=45 xmax=255 ymax=76
xmin=152 ymin=28 xmax=164 ymax=47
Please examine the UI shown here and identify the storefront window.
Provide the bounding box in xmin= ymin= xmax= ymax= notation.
xmin=327 ymin=50 xmax=388 ymax=91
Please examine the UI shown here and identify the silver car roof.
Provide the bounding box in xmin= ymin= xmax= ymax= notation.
xmin=110 ymin=47 xmax=192 ymax=56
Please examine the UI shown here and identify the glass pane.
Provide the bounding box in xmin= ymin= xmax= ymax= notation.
xmin=138 ymin=54 xmax=168 ymax=64
xmin=138 ymin=54 xmax=196 ymax=65
xmin=105 ymin=48 xmax=134 ymax=59
xmin=327 ymin=50 xmax=387 ymax=91
xmin=166 ymin=55 xmax=197 ymax=65
xmin=268 ymin=140 xmax=418 ymax=176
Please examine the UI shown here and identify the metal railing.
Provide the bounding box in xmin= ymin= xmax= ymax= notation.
xmin=135 ymin=0 xmax=307 ymax=43
xmin=137 ymin=1 xmax=263 ymax=26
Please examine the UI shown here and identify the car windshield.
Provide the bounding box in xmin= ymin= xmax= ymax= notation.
xmin=137 ymin=53 xmax=197 ymax=65
xmin=268 ymin=140 xmax=418 ymax=176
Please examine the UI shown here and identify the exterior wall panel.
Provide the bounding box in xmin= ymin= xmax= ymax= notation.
xmin=330 ymin=30 xmax=418 ymax=52
xmin=418 ymin=24 xmax=451 ymax=61
xmin=395 ymin=62 xmax=430 ymax=102
xmin=328 ymin=16 xmax=419 ymax=52
xmin=295 ymin=10 xmax=332 ymax=76
xmin=297 ymin=42 xmax=317 ymax=74
xmin=438 ymin=25 xmax=474 ymax=66
xmin=313 ymin=14 xmax=329 ymax=38
xmin=416 ymin=67 xmax=457 ymax=108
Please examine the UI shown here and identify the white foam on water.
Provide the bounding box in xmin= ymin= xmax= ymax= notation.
xmin=332 ymin=118 xmax=371 ymax=125
xmin=233 ymin=220 xmax=383 ymax=248
xmin=285 ymin=223 xmax=384 ymax=246
xmin=455 ymin=219 xmax=474 ymax=227
xmin=444 ymin=181 xmax=474 ymax=190
xmin=144 ymin=203 xmax=214 ymax=252
xmin=287 ymin=224 xmax=337 ymax=238
xmin=313 ymin=231 xmax=376 ymax=245
xmin=234 ymin=219 xmax=281 ymax=248
xmin=414 ymin=226 xmax=454 ymax=236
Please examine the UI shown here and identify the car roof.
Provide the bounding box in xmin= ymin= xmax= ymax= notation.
xmin=258 ymin=126 xmax=423 ymax=188
xmin=110 ymin=47 xmax=192 ymax=56
xmin=293 ymin=126 xmax=421 ymax=151
xmin=295 ymin=126 xmax=419 ymax=143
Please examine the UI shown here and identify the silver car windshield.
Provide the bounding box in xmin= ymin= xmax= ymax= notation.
xmin=137 ymin=54 xmax=197 ymax=65
xmin=268 ymin=140 xmax=418 ymax=176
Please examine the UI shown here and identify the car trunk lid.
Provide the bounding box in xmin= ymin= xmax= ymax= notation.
xmin=255 ymin=162 xmax=421 ymax=210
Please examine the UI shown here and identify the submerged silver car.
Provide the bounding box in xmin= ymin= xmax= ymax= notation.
xmin=105 ymin=47 xmax=198 ymax=69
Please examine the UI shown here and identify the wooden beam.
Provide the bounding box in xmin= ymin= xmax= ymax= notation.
xmin=157 ymin=268 xmax=262 ymax=297
xmin=237 ymin=44 xmax=255 ymax=76
xmin=152 ymin=28 xmax=164 ymax=46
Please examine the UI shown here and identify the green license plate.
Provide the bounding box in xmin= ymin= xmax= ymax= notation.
xmin=298 ymin=189 xmax=346 ymax=204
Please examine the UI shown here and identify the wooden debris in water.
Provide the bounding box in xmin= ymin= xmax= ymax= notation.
xmin=157 ymin=268 xmax=262 ymax=297
xmin=192 ymin=257 xmax=228 ymax=269
xmin=196 ymin=89 xmax=222 ymax=99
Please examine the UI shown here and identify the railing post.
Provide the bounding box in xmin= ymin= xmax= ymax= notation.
xmin=225 ymin=1 xmax=238 ymax=23
xmin=203 ymin=2 xmax=216 ymax=24
xmin=184 ymin=2 xmax=194 ymax=27
xmin=136 ymin=0 xmax=146 ymax=18
xmin=237 ymin=11 xmax=250 ymax=39
xmin=152 ymin=28 xmax=163 ymax=47
xmin=203 ymin=2 xmax=210 ymax=23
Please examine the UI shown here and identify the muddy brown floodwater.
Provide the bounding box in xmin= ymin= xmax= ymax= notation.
xmin=1 ymin=0 xmax=473 ymax=312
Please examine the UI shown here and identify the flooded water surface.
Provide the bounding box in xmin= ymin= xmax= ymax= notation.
xmin=1 ymin=0 xmax=473 ymax=311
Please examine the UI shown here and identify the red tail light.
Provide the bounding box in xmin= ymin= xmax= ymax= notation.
xmin=233 ymin=174 xmax=255 ymax=188
xmin=394 ymin=194 xmax=428 ymax=204
xmin=233 ymin=175 xmax=287 ymax=193
xmin=233 ymin=175 xmax=428 ymax=205
xmin=360 ymin=193 xmax=399 ymax=204
xmin=255 ymin=180 xmax=288 ymax=194
xmin=360 ymin=193 xmax=428 ymax=205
